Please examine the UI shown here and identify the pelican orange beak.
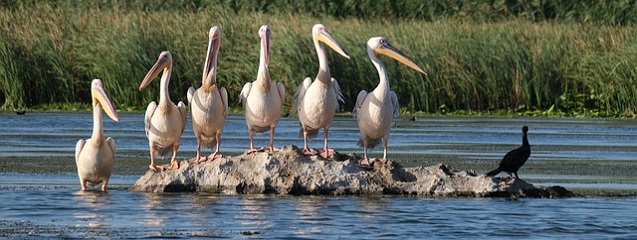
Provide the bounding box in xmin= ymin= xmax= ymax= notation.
xmin=259 ymin=25 xmax=271 ymax=67
xmin=140 ymin=51 xmax=172 ymax=91
xmin=314 ymin=24 xmax=350 ymax=59
xmin=373 ymin=38 xmax=427 ymax=76
xmin=202 ymin=26 xmax=221 ymax=82
xmin=91 ymin=79 xmax=119 ymax=122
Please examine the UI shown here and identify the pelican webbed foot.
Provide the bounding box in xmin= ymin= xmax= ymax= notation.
xmin=358 ymin=158 xmax=376 ymax=169
xmin=207 ymin=152 xmax=223 ymax=161
xmin=149 ymin=163 xmax=177 ymax=172
xmin=319 ymin=148 xmax=337 ymax=158
xmin=265 ymin=146 xmax=280 ymax=152
xmin=190 ymin=152 xmax=221 ymax=164
xmin=245 ymin=148 xmax=260 ymax=155
xmin=149 ymin=164 xmax=160 ymax=172
xmin=302 ymin=148 xmax=319 ymax=156
xmin=150 ymin=165 xmax=168 ymax=172
xmin=246 ymin=146 xmax=279 ymax=155
xmin=168 ymin=160 xmax=179 ymax=170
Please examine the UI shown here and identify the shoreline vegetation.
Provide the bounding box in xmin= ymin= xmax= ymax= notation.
xmin=1 ymin=1 xmax=637 ymax=117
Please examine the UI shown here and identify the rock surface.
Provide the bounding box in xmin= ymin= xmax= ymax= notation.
xmin=131 ymin=145 xmax=572 ymax=198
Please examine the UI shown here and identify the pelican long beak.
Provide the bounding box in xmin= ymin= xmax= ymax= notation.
xmin=260 ymin=25 xmax=270 ymax=67
xmin=92 ymin=79 xmax=119 ymax=122
xmin=140 ymin=51 xmax=172 ymax=90
xmin=375 ymin=43 xmax=427 ymax=76
xmin=317 ymin=29 xmax=350 ymax=59
xmin=203 ymin=27 xmax=221 ymax=82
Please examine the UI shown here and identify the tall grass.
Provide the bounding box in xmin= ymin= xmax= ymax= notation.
xmin=1 ymin=1 xmax=637 ymax=116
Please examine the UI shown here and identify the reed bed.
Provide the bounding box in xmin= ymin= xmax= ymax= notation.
xmin=1 ymin=1 xmax=637 ymax=116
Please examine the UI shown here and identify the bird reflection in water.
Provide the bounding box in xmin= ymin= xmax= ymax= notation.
xmin=140 ymin=193 xmax=169 ymax=228
xmin=236 ymin=195 xmax=273 ymax=228
xmin=72 ymin=190 xmax=112 ymax=229
xmin=354 ymin=196 xmax=390 ymax=218
xmin=293 ymin=197 xmax=329 ymax=235
xmin=186 ymin=193 xmax=221 ymax=227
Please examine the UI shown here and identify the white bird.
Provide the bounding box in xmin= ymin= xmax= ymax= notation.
xmin=353 ymin=37 xmax=427 ymax=165
xmin=139 ymin=51 xmax=186 ymax=172
xmin=240 ymin=25 xmax=286 ymax=153
xmin=75 ymin=79 xmax=120 ymax=191
xmin=187 ymin=26 xmax=228 ymax=162
xmin=293 ymin=24 xmax=350 ymax=158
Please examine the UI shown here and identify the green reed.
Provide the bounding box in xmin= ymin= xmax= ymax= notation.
xmin=1 ymin=1 xmax=637 ymax=116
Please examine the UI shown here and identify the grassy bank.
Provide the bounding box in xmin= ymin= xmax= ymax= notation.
xmin=1 ymin=1 xmax=637 ymax=116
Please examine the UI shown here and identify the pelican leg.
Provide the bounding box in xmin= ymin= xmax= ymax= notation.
xmin=266 ymin=126 xmax=280 ymax=152
xmin=149 ymin=146 xmax=159 ymax=171
xmin=208 ymin=131 xmax=223 ymax=160
xmin=101 ymin=180 xmax=109 ymax=192
xmin=359 ymin=143 xmax=371 ymax=167
xmin=246 ymin=128 xmax=258 ymax=154
xmin=382 ymin=135 xmax=388 ymax=161
xmin=319 ymin=127 xmax=336 ymax=158
xmin=195 ymin=136 xmax=203 ymax=162
xmin=79 ymin=179 xmax=87 ymax=191
xmin=168 ymin=143 xmax=179 ymax=170
xmin=301 ymin=130 xmax=318 ymax=156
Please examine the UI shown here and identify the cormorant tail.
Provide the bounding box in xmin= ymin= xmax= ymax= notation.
xmin=485 ymin=168 xmax=502 ymax=177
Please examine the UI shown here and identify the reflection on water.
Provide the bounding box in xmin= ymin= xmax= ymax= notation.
xmin=0 ymin=187 xmax=636 ymax=238
xmin=73 ymin=191 xmax=112 ymax=229
xmin=141 ymin=193 xmax=169 ymax=228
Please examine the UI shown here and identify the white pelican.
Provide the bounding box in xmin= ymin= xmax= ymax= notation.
xmin=353 ymin=37 xmax=427 ymax=165
xmin=139 ymin=51 xmax=187 ymax=171
xmin=240 ymin=25 xmax=286 ymax=153
xmin=187 ymin=26 xmax=228 ymax=162
xmin=293 ymin=24 xmax=350 ymax=158
xmin=75 ymin=79 xmax=120 ymax=191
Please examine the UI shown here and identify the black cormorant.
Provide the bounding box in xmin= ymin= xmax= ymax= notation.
xmin=486 ymin=126 xmax=531 ymax=179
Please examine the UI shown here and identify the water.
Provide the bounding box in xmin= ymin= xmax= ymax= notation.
xmin=1 ymin=112 xmax=637 ymax=238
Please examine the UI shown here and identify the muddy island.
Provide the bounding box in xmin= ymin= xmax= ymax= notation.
xmin=131 ymin=145 xmax=572 ymax=198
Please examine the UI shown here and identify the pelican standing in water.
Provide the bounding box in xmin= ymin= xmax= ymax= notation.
xmin=240 ymin=25 xmax=286 ymax=153
xmin=354 ymin=37 xmax=427 ymax=165
xmin=75 ymin=79 xmax=120 ymax=191
xmin=139 ymin=51 xmax=186 ymax=171
xmin=293 ymin=24 xmax=350 ymax=157
xmin=187 ymin=26 xmax=228 ymax=162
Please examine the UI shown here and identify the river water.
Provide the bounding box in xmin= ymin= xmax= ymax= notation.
xmin=1 ymin=112 xmax=636 ymax=238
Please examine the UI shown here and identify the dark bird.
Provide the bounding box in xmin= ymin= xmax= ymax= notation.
xmin=16 ymin=110 xmax=26 ymax=115
xmin=486 ymin=126 xmax=531 ymax=179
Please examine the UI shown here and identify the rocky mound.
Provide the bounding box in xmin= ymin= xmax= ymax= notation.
xmin=131 ymin=145 xmax=572 ymax=198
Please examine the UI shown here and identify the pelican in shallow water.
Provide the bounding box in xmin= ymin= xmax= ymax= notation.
xmin=240 ymin=25 xmax=286 ymax=153
xmin=75 ymin=79 xmax=120 ymax=191
xmin=354 ymin=37 xmax=427 ymax=165
xmin=187 ymin=26 xmax=228 ymax=162
xmin=293 ymin=24 xmax=350 ymax=157
xmin=139 ymin=51 xmax=186 ymax=171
